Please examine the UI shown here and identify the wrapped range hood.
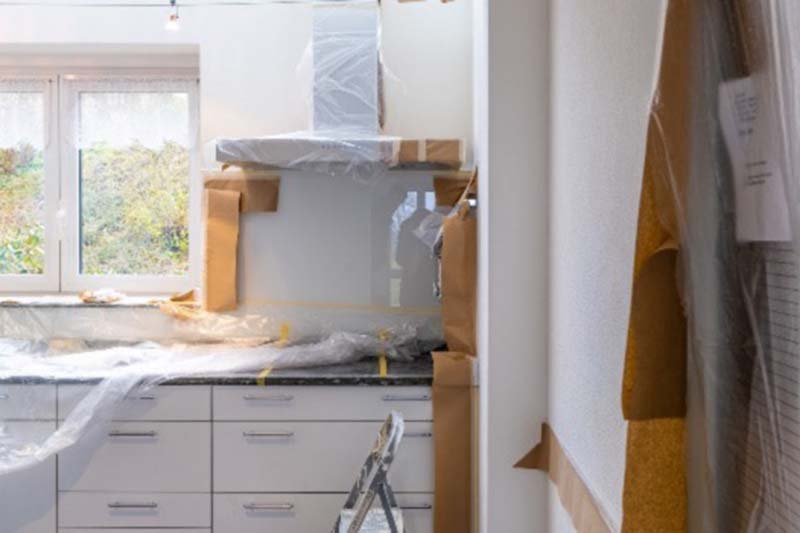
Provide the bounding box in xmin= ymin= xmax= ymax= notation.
xmin=213 ymin=1 xmax=464 ymax=175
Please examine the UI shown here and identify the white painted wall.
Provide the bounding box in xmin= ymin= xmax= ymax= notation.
xmin=477 ymin=0 xmax=550 ymax=531
xmin=548 ymin=1 xmax=666 ymax=531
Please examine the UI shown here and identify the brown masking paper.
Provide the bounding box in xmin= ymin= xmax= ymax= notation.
xmin=441 ymin=201 xmax=477 ymax=355
xmin=204 ymin=173 xmax=280 ymax=213
xmin=622 ymin=419 xmax=686 ymax=533
xmin=397 ymin=138 xmax=464 ymax=169
xmin=517 ymin=424 xmax=611 ymax=533
xmin=203 ymin=189 xmax=241 ymax=312
xmin=432 ymin=352 xmax=475 ymax=533
xmin=433 ymin=176 xmax=476 ymax=208
xmin=621 ymin=0 xmax=690 ymax=531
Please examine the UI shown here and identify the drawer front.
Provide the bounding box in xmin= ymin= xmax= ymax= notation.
xmin=213 ymin=493 xmax=432 ymax=533
xmin=0 ymin=421 xmax=57 ymax=533
xmin=213 ymin=386 xmax=432 ymax=421
xmin=59 ymin=530 xmax=208 ymax=533
xmin=214 ymin=421 xmax=433 ymax=492
xmin=58 ymin=493 xmax=210 ymax=528
xmin=0 ymin=385 xmax=56 ymax=420
xmin=58 ymin=421 xmax=210 ymax=492
xmin=58 ymin=385 xmax=210 ymax=421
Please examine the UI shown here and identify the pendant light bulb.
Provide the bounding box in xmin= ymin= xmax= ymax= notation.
xmin=165 ymin=0 xmax=180 ymax=31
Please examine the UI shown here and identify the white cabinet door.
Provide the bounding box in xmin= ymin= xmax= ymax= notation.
xmin=213 ymin=386 xmax=432 ymax=421
xmin=214 ymin=421 xmax=433 ymax=492
xmin=0 ymin=421 xmax=56 ymax=533
xmin=58 ymin=421 xmax=210 ymax=492
xmin=213 ymin=493 xmax=433 ymax=533
xmin=0 ymin=385 xmax=56 ymax=420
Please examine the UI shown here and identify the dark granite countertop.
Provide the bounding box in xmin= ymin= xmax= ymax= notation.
xmin=0 ymin=355 xmax=434 ymax=386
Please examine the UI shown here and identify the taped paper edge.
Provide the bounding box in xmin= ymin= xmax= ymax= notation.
xmin=516 ymin=423 xmax=612 ymax=533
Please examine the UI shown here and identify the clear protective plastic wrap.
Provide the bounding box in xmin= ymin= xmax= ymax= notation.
xmin=651 ymin=1 xmax=800 ymax=530
xmin=0 ymin=315 xmax=437 ymax=476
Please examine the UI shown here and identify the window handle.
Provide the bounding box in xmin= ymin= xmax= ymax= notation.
xmin=400 ymin=504 xmax=433 ymax=511
xmin=243 ymin=503 xmax=295 ymax=511
xmin=382 ymin=394 xmax=431 ymax=402
xmin=405 ymin=432 xmax=433 ymax=438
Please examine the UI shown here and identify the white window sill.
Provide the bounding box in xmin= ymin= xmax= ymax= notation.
xmin=0 ymin=294 xmax=168 ymax=308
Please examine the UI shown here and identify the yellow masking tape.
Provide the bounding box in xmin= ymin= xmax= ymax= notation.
xmin=378 ymin=355 xmax=388 ymax=378
xmin=278 ymin=323 xmax=291 ymax=347
xmin=256 ymin=367 xmax=273 ymax=387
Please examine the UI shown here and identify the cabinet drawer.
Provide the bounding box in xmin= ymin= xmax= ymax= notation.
xmin=214 ymin=421 xmax=433 ymax=492
xmin=0 ymin=421 xmax=56 ymax=533
xmin=213 ymin=493 xmax=432 ymax=533
xmin=58 ymin=385 xmax=210 ymax=421
xmin=58 ymin=492 xmax=210 ymax=528
xmin=213 ymin=386 xmax=432 ymax=421
xmin=58 ymin=421 xmax=210 ymax=492
xmin=60 ymin=530 xmax=207 ymax=533
xmin=0 ymin=385 xmax=56 ymax=420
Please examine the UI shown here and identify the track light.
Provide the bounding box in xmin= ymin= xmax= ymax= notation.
xmin=165 ymin=0 xmax=180 ymax=31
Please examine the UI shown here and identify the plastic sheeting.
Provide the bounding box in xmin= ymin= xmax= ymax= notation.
xmin=0 ymin=317 xmax=437 ymax=477
xmin=210 ymin=1 xmax=396 ymax=182
xmin=650 ymin=1 xmax=800 ymax=530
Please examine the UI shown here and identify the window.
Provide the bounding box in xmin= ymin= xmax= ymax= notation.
xmin=0 ymin=73 xmax=199 ymax=294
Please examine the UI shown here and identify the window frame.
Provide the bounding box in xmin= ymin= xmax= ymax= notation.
xmin=0 ymin=69 xmax=200 ymax=295
xmin=0 ymin=75 xmax=60 ymax=293
xmin=60 ymin=74 xmax=201 ymax=293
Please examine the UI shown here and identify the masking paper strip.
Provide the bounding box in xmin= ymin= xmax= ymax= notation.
xmin=432 ymin=351 xmax=475 ymax=533
xmin=620 ymin=0 xmax=691 ymax=530
xmin=426 ymin=139 xmax=462 ymax=169
xmin=433 ymin=176 xmax=474 ymax=208
xmin=516 ymin=423 xmax=611 ymax=533
xmin=203 ymin=189 xmax=241 ymax=312
xmin=204 ymin=177 xmax=280 ymax=213
xmin=441 ymin=201 xmax=477 ymax=355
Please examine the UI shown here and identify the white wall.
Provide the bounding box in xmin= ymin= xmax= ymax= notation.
xmin=477 ymin=0 xmax=550 ymax=531
xmin=548 ymin=1 xmax=666 ymax=530
xmin=0 ymin=2 xmax=472 ymax=149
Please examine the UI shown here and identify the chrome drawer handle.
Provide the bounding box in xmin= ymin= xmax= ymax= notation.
xmin=405 ymin=432 xmax=433 ymax=438
xmin=108 ymin=430 xmax=158 ymax=438
xmin=243 ymin=503 xmax=295 ymax=511
xmin=125 ymin=394 xmax=156 ymax=401
xmin=0 ymin=394 xmax=8 ymax=400
xmin=382 ymin=394 xmax=431 ymax=402
xmin=400 ymin=504 xmax=433 ymax=511
xmin=243 ymin=431 xmax=295 ymax=438
xmin=243 ymin=394 xmax=294 ymax=402
xmin=108 ymin=501 xmax=158 ymax=509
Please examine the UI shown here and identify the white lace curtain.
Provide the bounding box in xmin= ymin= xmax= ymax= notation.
xmin=65 ymin=77 xmax=199 ymax=150
xmin=0 ymin=79 xmax=47 ymax=150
